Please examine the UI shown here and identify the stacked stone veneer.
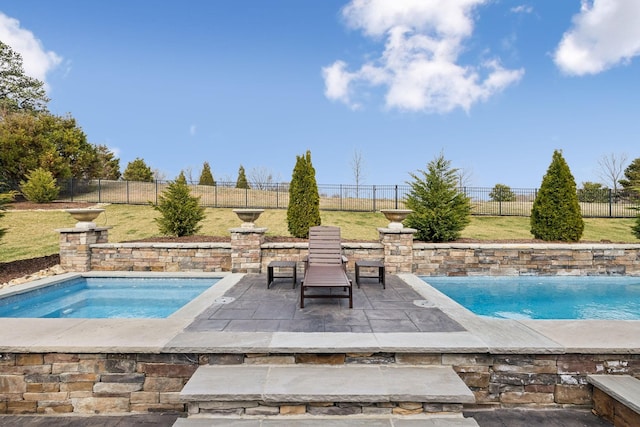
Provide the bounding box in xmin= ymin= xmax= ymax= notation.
xmin=1 ymin=351 xmax=639 ymax=414
xmin=57 ymin=227 xmax=110 ymax=272
xmin=89 ymin=243 xmax=230 ymax=272
xmin=83 ymin=242 xmax=640 ymax=276
xmin=414 ymin=243 xmax=640 ymax=276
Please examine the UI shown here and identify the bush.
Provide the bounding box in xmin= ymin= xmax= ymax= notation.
xmin=20 ymin=168 xmax=59 ymax=202
xmin=152 ymin=172 xmax=205 ymax=237
xmin=404 ymin=153 xmax=472 ymax=242
xmin=123 ymin=157 xmax=154 ymax=182
xmin=530 ymin=150 xmax=584 ymax=241
xmin=287 ymin=150 xmax=321 ymax=238
xmin=489 ymin=183 xmax=516 ymax=202
xmin=577 ymin=181 xmax=609 ymax=203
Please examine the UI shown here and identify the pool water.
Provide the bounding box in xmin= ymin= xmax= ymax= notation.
xmin=0 ymin=277 xmax=218 ymax=318
xmin=422 ymin=276 xmax=640 ymax=320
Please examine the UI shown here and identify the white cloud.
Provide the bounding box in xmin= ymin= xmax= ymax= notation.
xmin=323 ymin=0 xmax=524 ymax=113
xmin=190 ymin=124 xmax=197 ymax=136
xmin=110 ymin=146 xmax=121 ymax=158
xmin=554 ymin=0 xmax=640 ymax=75
xmin=511 ymin=5 xmax=533 ymax=14
xmin=0 ymin=12 xmax=62 ymax=89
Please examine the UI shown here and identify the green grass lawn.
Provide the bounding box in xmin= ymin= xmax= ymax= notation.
xmin=1 ymin=205 xmax=638 ymax=263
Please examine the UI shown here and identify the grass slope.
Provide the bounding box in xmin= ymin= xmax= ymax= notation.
xmin=1 ymin=205 xmax=638 ymax=263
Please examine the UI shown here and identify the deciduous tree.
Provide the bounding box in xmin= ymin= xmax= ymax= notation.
xmin=598 ymin=152 xmax=627 ymax=194
xmin=489 ymin=183 xmax=516 ymax=202
xmin=577 ymin=181 xmax=608 ymax=203
xmin=350 ymin=149 xmax=366 ymax=197
xmin=0 ymin=112 xmax=97 ymax=189
xmin=249 ymin=166 xmax=277 ymax=190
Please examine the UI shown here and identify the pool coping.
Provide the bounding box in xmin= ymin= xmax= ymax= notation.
xmin=0 ymin=272 xmax=638 ymax=355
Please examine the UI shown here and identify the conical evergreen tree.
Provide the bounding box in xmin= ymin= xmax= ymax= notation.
xmin=236 ymin=165 xmax=250 ymax=189
xmin=198 ymin=161 xmax=216 ymax=186
xmin=152 ymin=172 xmax=205 ymax=237
xmin=404 ymin=153 xmax=471 ymax=242
xmin=530 ymin=150 xmax=584 ymax=241
xmin=287 ymin=150 xmax=321 ymax=238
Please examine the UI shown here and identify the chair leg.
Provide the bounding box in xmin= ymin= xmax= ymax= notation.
xmin=300 ymin=281 xmax=305 ymax=308
xmin=267 ymin=266 xmax=273 ymax=289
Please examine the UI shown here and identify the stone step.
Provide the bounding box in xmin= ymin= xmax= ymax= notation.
xmin=174 ymin=415 xmax=480 ymax=426
xmin=180 ymin=364 xmax=475 ymax=418
xmin=588 ymin=374 xmax=640 ymax=425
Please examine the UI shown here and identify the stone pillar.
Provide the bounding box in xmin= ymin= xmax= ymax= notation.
xmin=378 ymin=227 xmax=417 ymax=274
xmin=230 ymin=227 xmax=267 ymax=273
xmin=56 ymin=227 xmax=111 ymax=272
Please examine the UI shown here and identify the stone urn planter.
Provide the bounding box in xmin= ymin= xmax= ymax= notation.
xmin=233 ymin=209 xmax=264 ymax=228
xmin=380 ymin=209 xmax=412 ymax=229
xmin=65 ymin=208 xmax=105 ymax=229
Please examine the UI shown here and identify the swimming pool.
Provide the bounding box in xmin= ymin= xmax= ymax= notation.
xmin=0 ymin=276 xmax=219 ymax=319
xmin=422 ymin=276 xmax=640 ymax=320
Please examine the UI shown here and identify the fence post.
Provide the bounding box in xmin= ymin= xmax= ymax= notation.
xmin=394 ymin=185 xmax=398 ymax=209
xmin=245 ymin=187 xmax=248 ymax=207
xmin=70 ymin=178 xmax=74 ymax=202
xmin=98 ymin=180 xmax=101 ymax=203
xmin=340 ymin=184 xmax=343 ymax=211
xmin=155 ymin=180 xmax=158 ymax=205
xmin=373 ymin=185 xmax=376 ymax=212
xmin=609 ymin=189 xmax=612 ymax=217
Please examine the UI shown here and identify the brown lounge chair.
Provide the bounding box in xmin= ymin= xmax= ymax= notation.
xmin=300 ymin=226 xmax=353 ymax=309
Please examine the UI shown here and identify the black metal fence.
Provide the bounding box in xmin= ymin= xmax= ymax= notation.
xmin=57 ymin=179 xmax=639 ymax=218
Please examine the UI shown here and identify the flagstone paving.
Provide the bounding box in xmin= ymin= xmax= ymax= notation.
xmin=185 ymin=274 xmax=466 ymax=334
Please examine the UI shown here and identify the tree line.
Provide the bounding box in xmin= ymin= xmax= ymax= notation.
xmin=489 ymin=155 xmax=640 ymax=203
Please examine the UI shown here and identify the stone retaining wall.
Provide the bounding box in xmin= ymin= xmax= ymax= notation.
xmin=89 ymin=243 xmax=231 ymax=272
xmin=414 ymin=243 xmax=640 ymax=276
xmin=1 ymin=351 xmax=638 ymax=414
xmin=86 ymin=242 xmax=640 ymax=276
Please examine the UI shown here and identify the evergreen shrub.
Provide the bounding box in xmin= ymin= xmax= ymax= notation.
xmin=152 ymin=172 xmax=205 ymax=236
xmin=236 ymin=165 xmax=250 ymax=189
xmin=287 ymin=150 xmax=321 ymax=238
xmin=530 ymin=150 xmax=584 ymax=241
xmin=199 ymin=161 xmax=216 ymax=186
xmin=404 ymin=153 xmax=471 ymax=242
xmin=20 ymin=168 xmax=59 ymax=203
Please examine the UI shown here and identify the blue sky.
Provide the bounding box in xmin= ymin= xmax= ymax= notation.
xmin=1 ymin=1 xmax=639 ymax=188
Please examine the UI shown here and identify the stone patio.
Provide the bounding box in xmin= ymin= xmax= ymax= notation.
xmin=185 ymin=274 xmax=466 ymax=334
